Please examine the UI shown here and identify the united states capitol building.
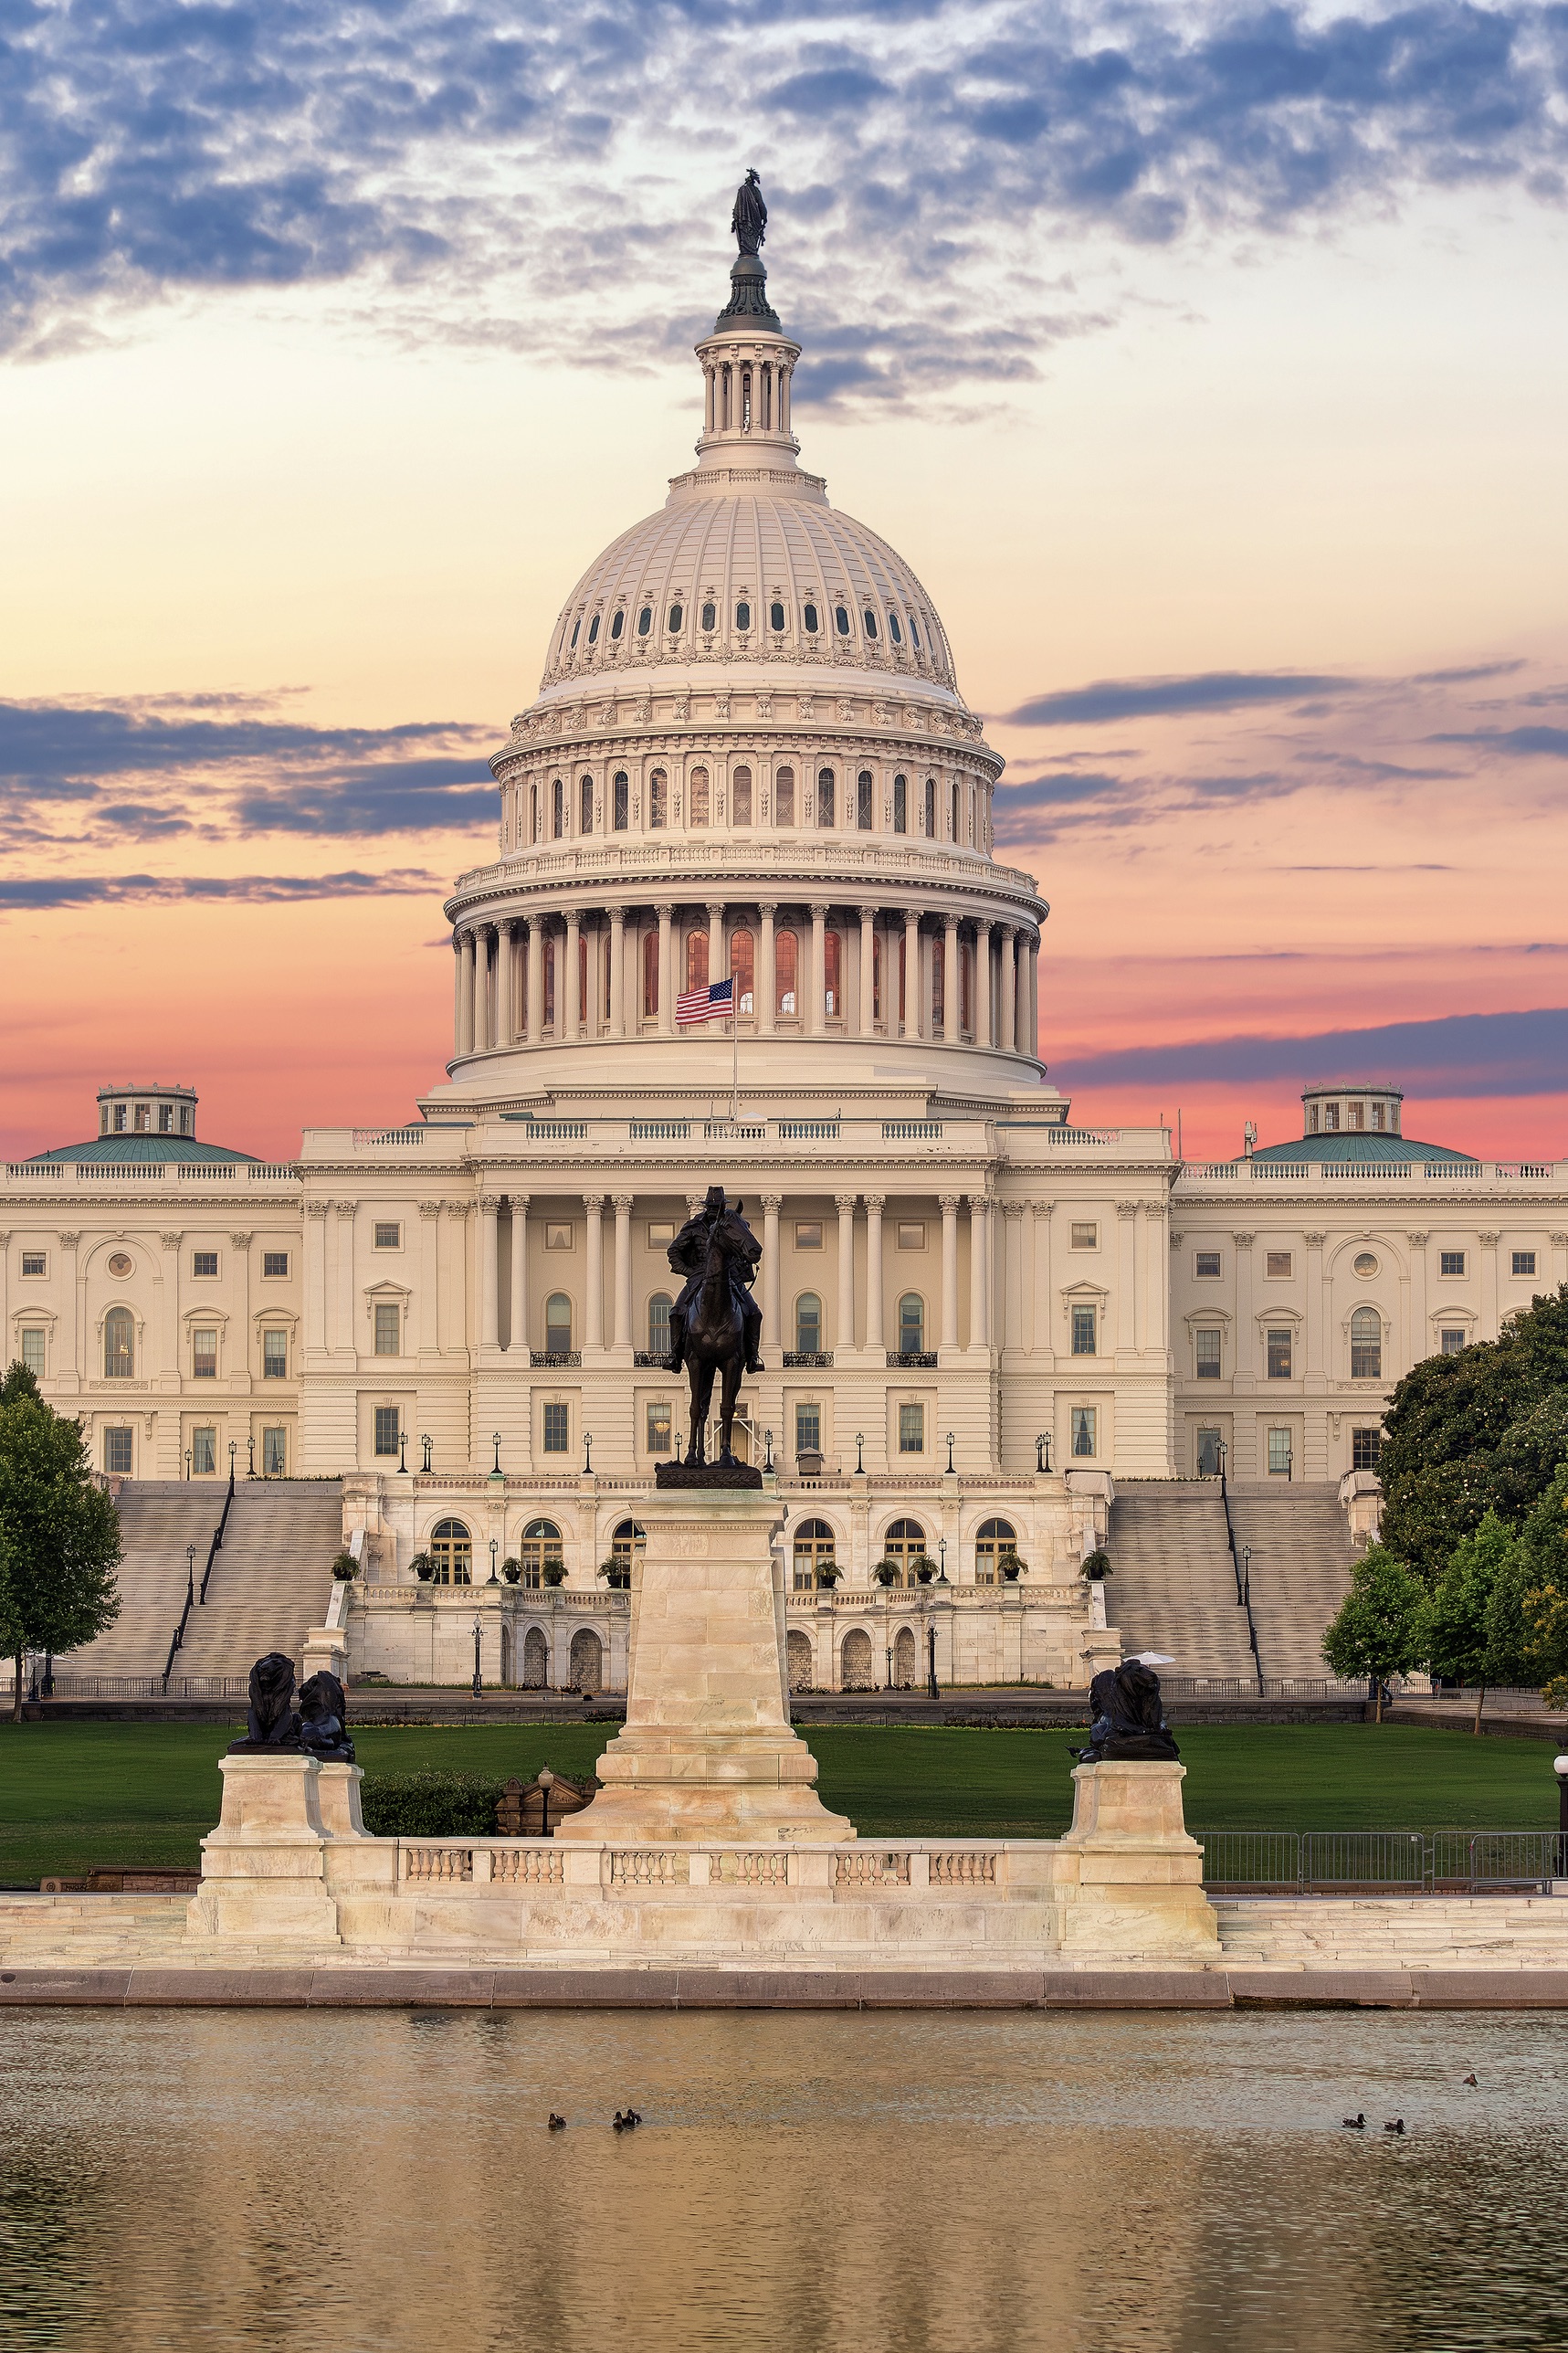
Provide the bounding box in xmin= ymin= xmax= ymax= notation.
xmin=6 ymin=216 xmax=1566 ymax=1695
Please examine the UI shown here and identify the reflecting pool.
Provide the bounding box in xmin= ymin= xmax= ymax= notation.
xmin=2 ymin=2009 xmax=1566 ymax=2351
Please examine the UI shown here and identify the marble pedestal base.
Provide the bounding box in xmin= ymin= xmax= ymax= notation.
xmin=556 ymin=1492 xmax=855 ymax=1845
xmin=185 ymin=1755 xmax=362 ymax=1944
xmin=1056 ymin=1761 xmax=1221 ymax=1957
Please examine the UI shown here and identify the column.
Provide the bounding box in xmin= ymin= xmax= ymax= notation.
xmin=1479 ymin=1230 xmax=1500 ymax=1341
xmin=865 ymin=1195 xmax=885 ymax=1350
xmin=657 ymin=903 xmax=675 ymax=1036
xmin=1144 ymin=1200 xmax=1168 ymax=1364
xmin=1553 ymin=1231 xmax=1568 ymax=1293
xmin=973 ymin=917 xmax=994 ymax=1048
xmin=564 ymin=911 xmax=582 ymax=1040
xmin=708 ymin=902 xmax=725 ymax=988
xmin=583 ymin=1194 xmax=605 ymax=1350
xmin=613 ymin=1195 xmax=633 ymax=1349
xmin=231 ymin=1230 xmax=252 ymax=1388
xmin=479 ymin=1196 xmax=500 ymax=1353
xmin=759 ymin=904 xmax=777 ymax=1038
xmin=454 ymin=936 xmax=468 ymax=1056
xmin=159 ymin=1232 xmax=182 ymax=1383
xmin=608 ymin=907 xmax=626 ymax=1039
xmin=1002 ymin=1202 xmax=1024 ymax=1351
xmin=1406 ymin=1231 xmax=1428 ymax=1372
xmin=1027 ymin=934 xmax=1040 ymax=1058
xmin=499 ymin=918 xmax=517 ymax=1047
xmin=999 ymin=926 xmax=1017 ymax=1055
xmin=418 ymin=1202 xmax=441 ymax=1356
xmin=968 ymin=1196 xmax=989 ymax=1350
xmin=1305 ymin=1232 xmax=1326 ymax=1377
xmin=836 ymin=1195 xmax=856 ymax=1352
xmin=526 ymin=919 xmax=544 ymax=1042
xmin=1116 ymin=1203 xmax=1137 ymax=1355
xmin=903 ymin=910 xmax=921 ymax=1039
xmin=304 ymin=1202 xmax=329 ymax=1358
xmin=1032 ymin=1202 xmax=1055 ymax=1368
xmin=763 ymin=1197 xmax=782 ymax=1350
xmin=334 ymin=1202 xmax=356 ymax=1357
xmin=941 ymin=1196 xmax=960 ymax=1351
xmin=1233 ymin=1232 xmax=1255 ymax=1383
xmin=471 ymin=925 xmax=489 ymax=1052
xmin=858 ymin=908 xmax=876 ymax=1038
xmin=937 ymin=913 xmax=957 ymax=1039
xmin=808 ymin=903 xmax=827 ymax=1038
xmin=509 ymin=1196 xmax=529 ymax=1358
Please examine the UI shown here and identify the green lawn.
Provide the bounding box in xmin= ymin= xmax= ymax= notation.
xmin=0 ymin=1721 xmax=1561 ymax=1880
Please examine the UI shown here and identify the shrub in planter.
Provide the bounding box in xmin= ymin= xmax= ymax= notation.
xmin=1081 ymin=1548 xmax=1111 ymax=1579
xmin=359 ymin=1770 xmax=510 ymax=1839
xmin=409 ymin=1551 xmax=434 ymax=1582
xmin=598 ymin=1556 xmax=632 ymax=1589
xmin=815 ymin=1563 xmax=843 ymax=1589
xmin=330 ymin=1552 xmax=359 ymax=1582
xmin=908 ymin=1553 xmax=938 ymax=1584
xmin=501 ymin=1558 xmax=522 ymax=1584
xmin=542 ymin=1561 xmax=568 ymax=1588
xmin=872 ymin=1558 xmax=901 ymax=1587
xmin=997 ymin=1550 xmax=1026 ymax=1582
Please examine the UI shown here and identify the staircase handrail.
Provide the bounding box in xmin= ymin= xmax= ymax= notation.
xmin=198 ymin=1464 xmax=236 ymax=1604
xmin=1217 ymin=1455 xmax=1265 ymax=1691
xmin=162 ymin=1555 xmax=197 ymax=1692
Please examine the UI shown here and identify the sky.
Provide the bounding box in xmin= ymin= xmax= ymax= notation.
xmin=2 ymin=0 xmax=1566 ymax=1164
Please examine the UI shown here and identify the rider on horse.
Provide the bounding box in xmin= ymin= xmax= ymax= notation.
xmin=667 ymin=1185 xmax=764 ymax=1376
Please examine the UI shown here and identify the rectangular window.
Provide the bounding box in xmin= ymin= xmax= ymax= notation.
xmin=542 ymin=1401 xmax=570 ymax=1454
xmin=795 ymin=1222 xmax=823 ymax=1250
xmin=192 ymin=1251 xmax=218 ymax=1278
xmin=1323 ymin=1103 xmax=1340 ymax=1131
xmin=1267 ymin=1328 xmax=1293 ymax=1379
xmin=795 ymin=1402 xmax=822 ymax=1456
xmin=1070 ymin=1222 xmax=1098 ymax=1250
xmin=646 ymin=1401 xmax=672 ymax=1455
xmin=1349 ymin=1102 xmax=1364 ymax=1131
xmin=104 ymin=1428 xmax=132 ymax=1474
xmin=374 ymin=1222 xmax=402 ymax=1250
xmin=21 ymin=1250 xmax=47 ymax=1277
xmin=898 ymin=1402 xmax=925 ymax=1454
xmin=1439 ymin=1250 xmax=1466 ymax=1277
xmin=262 ymin=1250 xmax=289 ymax=1278
xmin=1267 ymin=1428 xmax=1292 ymax=1477
xmin=1194 ymin=1329 xmax=1222 ymax=1378
xmin=192 ymin=1427 xmax=216 ymax=1475
xmin=896 ymin=1222 xmax=926 ymax=1250
xmin=647 ymin=1221 xmax=674 ymax=1247
xmin=1194 ymin=1250 xmax=1222 ymax=1279
xmin=20 ymin=1329 xmax=45 ymax=1375
xmin=374 ymin=1303 xmax=400 ymax=1356
xmin=1071 ymin=1305 xmax=1097 ymax=1356
xmin=1440 ymin=1327 xmax=1466 ymax=1356
xmin=262 ymin=1330 xmax=288 ymax=1378
xmin=1265 ymin=1250 xmax=1293 ymax=1279
xmin=1071 ymin=1406 xmax=1097 ymax=1459
xmin=159 ymin=1104 xmax=174 ymax=1133
xmin=614 ymin=772 xmax=628 ymax=830
xmin=545 ymin=1223 xmax=573 ymax=1250
xmin=1352 ymin=1427 xmax=1383 ymax=1472
xmin=262 ymin=1426 xmax=287 ymax=1475
xmin=1372 ymin=1103 xmax=1385 ymax=1131
xmin=192 ymin=1328 xmax=217 ymax=1378
xmin=1512 ymin=1250 xmax=1537 ymax=1278
xmin=374 ymin=1406 xmax=400 ymax=1456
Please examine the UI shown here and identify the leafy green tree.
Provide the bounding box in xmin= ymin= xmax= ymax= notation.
xmin=1321 ymin=1545 xmax=1426 ymax=1721
xmin=1415 ymin=1511 xmax=1517 ymax=1732
xmin=0 ymin=1359 xmax=43 ymax=1408
xmin=0 ymin=1393 xmax=121 ymax=1719
xmin=1518 ymin=1463 xmax=1568 ymax=1709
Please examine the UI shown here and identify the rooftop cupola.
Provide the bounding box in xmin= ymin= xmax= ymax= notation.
xmin=680 ymin=170 xmax=816 ymax=498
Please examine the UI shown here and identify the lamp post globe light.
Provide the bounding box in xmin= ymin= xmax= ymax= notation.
xmin=471 ymin=1619 xmax=483 ymax=1698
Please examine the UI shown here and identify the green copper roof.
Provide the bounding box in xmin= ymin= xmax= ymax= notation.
xmin=1247 ymin=1133 xmax=1478 ymax=1168
xmin=26 ymin=1136 xmax=256 ymax=1166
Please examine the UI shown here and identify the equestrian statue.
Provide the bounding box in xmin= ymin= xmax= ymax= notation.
xmin=664 ymin=1185 xmax=763 ymax=1472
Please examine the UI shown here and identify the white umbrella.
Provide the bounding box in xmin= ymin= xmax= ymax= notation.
xmin=1127 ymin=1651 xmax=1174 ymax=1665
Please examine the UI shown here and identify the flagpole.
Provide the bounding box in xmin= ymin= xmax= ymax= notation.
xmin=731 ymin=992 xmax=740 ymax=1126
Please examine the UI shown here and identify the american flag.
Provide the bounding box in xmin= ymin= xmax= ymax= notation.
xmin=676 ymin=976 xmax=735 ymax=1027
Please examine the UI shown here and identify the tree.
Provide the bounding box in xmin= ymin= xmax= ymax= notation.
xmin=1519 ymin=1463 xmax=1568 ymax=1710
xmin=1415 ymin=1512 xmax=1517 ymax=1733
xmin=0 ymin=1393 xmax=121 ymax=1719
xmin=1321 ymin=1545 xmax=1426 ymax=1721
xmin=0 ymin=1359 xmax=43 ymax=1408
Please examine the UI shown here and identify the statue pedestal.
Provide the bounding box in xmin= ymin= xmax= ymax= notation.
xmin=1054 ymin=1761 xmax=1221 ymax=1957
xmin=557 ymin=1492 xmax=855 ymax=1844
xmin=185 ymin=1754 xmax=342 ymax=1944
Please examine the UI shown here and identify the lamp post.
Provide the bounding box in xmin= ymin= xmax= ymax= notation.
xmin=1036 ymin=1431 xmax=1051 ymax=1473
xmin=885 ymin=1638 xmax=893 ymax=1691
xmin=945 ymin=1430 xmax=955 ymax=1473
xmin=247 ymin=1434 xmax=256 ymax=1479
xmin=184 ymin=1448 xmax=192 ymax=1482
xmin=185 ymin=1544 xmax=196 ymax=1619
xmin=228 ymin=1440 xmax=237 ymax=1484
xmin=937 ymin=1536 xmax=948 ymax=1585
xmin=398 ymin=1430 xmax=408 ymax=1474
xmin=1241 ymin=1545 xmax=1256 ymax=1606
xmin=763 ymin=1428 xmax=774 ymax=1473
xmin=421 ymin=1433 xmax=433 ymax=1473
xmin=1554 ymin=1754 xmax=1568 ymax=1878
xmin=471 ymin=1618 xmax=483 ymax=1698
xmin=489 ymin=1537 xmax=500 ymax=1586
xmin=583 ymin=1431 xmax=594 ymax=1474
xmin=928 ymin=1623 xmax=939 ymax=1699
xmin=538 ymin=1765 xmax=555 ymax=1839
xmin=855 ymin=1431 xmax=865 ymax=1475
xmin=491 ymin=1432 xmax=502 ymax=1476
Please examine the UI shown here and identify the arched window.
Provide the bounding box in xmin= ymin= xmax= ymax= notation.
xmin=552 ymin=776 xmax=564 ymax=838
xmin=881 ymin=1517 xmax=929 ymax=1588
xmin=841 ymin=1628 xmax=874 ymax=1690
xmin=637 ymin=605 xmax=652 ymax=638
xmin=570 ymin=616 xmax=582 ymax=650
xmin=731 ymin=765 xmax=752 ymax=826
xmin=775 ymin=765 xmax=795 ymax=827
xmin=530 ymin=782 xmax=539 ymax=843
xmin=893 ymin=774 xmax=907 ymax=834
xmin=668 ymin=603 xmax=683 ymax=634
xmin=776 ymin=928 xmax=798 ymax=1017
xmin=823 ymin=929 xmax=841 ymax=1018
xmin=834 ymin=604 xmax=851 ymax=637
xmin=613 ymin=771 xmax=628 ymax=830
xmin=1351 ymin=1306 xmax=1383 ymax=1380
xmin=872 ymin=930 xmax=883 ymax=1025
xmin=734 ymin=600 xmax=751 ymax=634
xmin=569 ymin=1628 xmax=603 ymax=1694
xmin=611 ymin=1518 xmax=646 ymax=1571
xmin=949 ymin=781 xmax=960 ymax=841
xmin=609 ymin=608 xmax=625 ymax=641
xmin=580 ymin=775 xmax=594 ymax=834
xmin=521 ymin=1517 xmax=563 ymax=1588
xmin=793 ymin=1516 xmax=836 ymax=1591
xmin=642 ymin=927 xmax=659 ymax=1018
xmin=587 ymin=613 xmax=600 ymax=645
xmin=649 ymin=768 xmax=668 ymax=828
xmin=647 ymin=1294 xmax=672 ymax=1356
xmin=795 ymin=1293 xmax=823 ymax=1353
xmin=974 ymin=1517 xmax=1018 ymax=1587
xmin=863 ymin=607 xmax=878 ymax=640
xmin=889 ymin=611 xmax=902 ymax=645
xmin=690 ymin=765 xmax=710 ymax=826
xmin=802 ymin=603 xmax=819 ymax=636
xmin=769 ymin=601 xmax=784 ymax=633
xmin=521 ymin=1626 xmax=549 ymax=1685
xmin=897 ymin=1293 xmax=925 ymax=1354
xmin=104 ymin=1306 xmax=134 ymax=1378
xmin=923 ymin=777 xmax=936 ymax=837
xmin=700 ymin=598 xmax=717 ymax=631
xmin=731 ymin=929 xmax=755 ymax=1015
xmin=858 ymin=770 xmax=873 ymax=829
xmin=686 ymin=930 xmax=709 ymax=993
xmin=544 ymin=934 xmax=556 ymax=1028
xmin=817 ymin=768 xmax=836 ymax=828
xmin=430 ymin=1517 xmax=471 ymax=1586
xmin=910 ymin=614 xmax=922 ymax=649
xmin=544 ymin=1293 xmax=573 ymax=1355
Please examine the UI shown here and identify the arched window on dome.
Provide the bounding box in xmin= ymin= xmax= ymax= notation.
xmin=668 ymin=603 xmax=683 ymax=635
xmin=587 ymin=613 xmax=600 ymax=646
xmin=959 ymin=937 xmax=973 ymax=1039
xmin=552 ymin=776 xmax=564 ymax=839
xmin=775 ymin=929 xmax=798 ymax=1018
xmin=530 ymin=783 xmax=539 ymax=844
xmin=686 ymin=930 xmax=709 ymax=994
xmin=613 ymin=771 xmax=628 ymax=831
xmin=824 ymin=930 xmax=842 ymax=1020
xmin=544 ymin=934 xmax=556 ymax=1030
xmin=649 ymin=769 xmax=668 ymax=828
xmin=609 ymin=608 xmax=625 ymax=642
xmin=775 ymin=765 xmax=795 ymax=826
xmin=700 ymin=599 xmax=716 ymax=632
xmin=637 ymin=605 xmax=651 ymax=637
xmin=893 ymin=774 xmax=907 ymax=835
xmin=923 ymin=777 xmax=936 ymax=837
xmin=689 ymin=766 xmax=710 ymax=827
xmin=580 ymin=776 xmax=593 ymax=835
xmin=863 ymin=608 xmax=878 ymax=640
xmin=802 ymin=603 xmax=819 ymax=637
xmin=835 ymin=605 xmax=851 ymax=637
xmin=910 ymin=615 xmax=922 ymax=649
xmin=731 ymin=929 xmax=754 ymax=1016
xmin=872 ymin=930 xmax=883 ymax=1026
xmin=888 ymin=611 xmax=902 ymax=645
xmin=731 ymin=765 xmax=752 ymax=827
xmin=817 ymin=769 xmax=836 ymax=828
xmin=570 ymin=616 xmax=581 ymax=650
xmin=642 ymin=927 xmax=659 ymax=1019
xmin=735 ymin=600 xmax=751 ymax=634
xmin=769 ymin=601 xmax=784 ymax=633
xmin=949 ymin=780 xmax=960 ymax=843
xmin=857 ymin=771 xmax=873 ymax=830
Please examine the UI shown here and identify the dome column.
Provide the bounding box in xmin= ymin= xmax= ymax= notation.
xmin=608 ymin=907 xmax=626 ymax=1039
xmin=500 ymin=918 xmax=519 ymax=1047
xmin=1000 ymin=926 xmax=1018 ymax=1057
xmin=857 ymin=908 xmax=876 ymax=1039
xmin=453 ymin=934 xmax=468 ymax=1057
xmin=656 ymin=904 xmax=675 ymax=1036
xmin=902 ymin=910 xmax=921 ymax=1039
xmin=526 ymin=920 xmax=545 ymax=1041
xmin=759 ymin=905 xmax=777 ymax=1036
xmin=708 ymin=902 xmax=726 ymax=992
xmin=808 ymin=905 xmax=828 ymax=1038
xmin=472 ymin=924 xmax=490 ymax=1052
xmin=1026 ymin=934 xmax=1040 ymax=1058
xmin=973 ymin=918 xmax=994 ymax=1049
xmin=565 ymin=911 xmax=582 ymax=1040
xmin=942 ymin=913 xmax=960 ymax=1041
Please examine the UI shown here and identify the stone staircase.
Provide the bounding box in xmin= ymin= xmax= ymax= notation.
xmin=1103 ymin=1483 xmax=1256 ymax=1683
xmin=1215 ymin=1895 xmax=1568 ymax=1968
xmin=66 ymin=1484 xmax=228 ymax=1681
xmin=1226 ymin=1483 xmax=1358 ymax=1682
xmin=176 ymin=1482 xmax=343 ymax=1679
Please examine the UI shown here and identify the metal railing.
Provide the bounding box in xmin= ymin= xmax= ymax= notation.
xmin=1 ymin=1672 xmax=250 ymax=1702
xmin=1217 ymin=1452 xmax=1265 ymax=1683
xmin=1197 ymin=1829 xmax=1568 ymax=1894
xmin=198 ymin=1465 xmax=236 ymax=1602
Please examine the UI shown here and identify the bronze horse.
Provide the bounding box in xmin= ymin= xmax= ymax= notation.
xmin=667 ymin=1191 xmax=763 ymax=1466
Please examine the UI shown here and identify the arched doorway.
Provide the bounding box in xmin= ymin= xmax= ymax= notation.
xmin=429 ymin=1519 xmax=471 ymax=1585
xmin=880 ymin=1517 xmax=929 ymax=1588
xmin=522 ymin=1627 xmax=549 ymax=1688
xmin=974 ymin=1518 xmax=1019 ymax=1586
xmin=786 ymin=1630 xmax=814 ymax=1692
xmin=893 ymin=1626 xmax=917 ymax=1686
xmin=792 ymin=1517 xmax=836 ymax=1591
xmin=569 ymin=1629 xmax=603 ymax=1694
xmin=840 ymin=1629 xmax=874 ymax=1691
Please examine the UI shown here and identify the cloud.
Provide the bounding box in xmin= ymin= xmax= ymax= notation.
xmin=1004 ymin=670 xmax=1359 ymax=725
xmin=1431 ymin=725 xmax=1568 ymax=757
xmin=0 ymin=871 xmax=441 ymax=910
xmin=1059 ymin=1006 xmax=1568 ymax=1102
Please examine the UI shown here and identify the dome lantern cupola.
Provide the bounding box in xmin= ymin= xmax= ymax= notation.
xmin=685 ymin=169 xmax=811 ymax=494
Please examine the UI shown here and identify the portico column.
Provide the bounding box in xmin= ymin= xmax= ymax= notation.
xmin=473 ymin=925 xmax=491 ymax=1051
xmin=759 ymin=904 xmax=777 ymax=1037
xmin=565 ymin=911 xmax=582 ymax=1040
xmin=708 ymin=902 xmax=725 ymax=989
xmin=419 ymin=1201 xmax=441 ymax=1357
xmin=836 ymin=1195 xmax=856 ymax=1352
xmin=858 ymin=907 xmax=876 ymax=1039
xmin=657 ymin=903 xmax=675 ymax=1036
xmin=1032 ymin=1202 xmax=1055 ymax=1368
xmin=453 ymin=935 xmax=468 ymax=1056
xmin=973 ymin=917 xmax=994 ymax=1048
xmin=498 ymin=918 xmax=516 ymax=1046
xmin=1305 ymin=1232 xmax=1326 ymax=1377
xmin=1233 ymin=1232 xmax=1255 ymax=1383
xmin=1479 ymin=1231 xmax=1500 ymax=1341
xmin=304 ymin=1202 xmax=329 ymax=1359
xmin=865 ymin=1195 xmax=885 ymax=1350
xmin=1026 ymin=934 xmax=1040 ymax=1057
xmin=479 ymin=1196 xmax=500 ymax=1353
xmin=160 ymin=1232 xmax=181 ymax=1382
xmin=1407 ymin=1233 xmax=1428 ymax=1372
xmin=526 ymin=920 xmax=544 ymax=1042
xmin=942 ymin=913 xmax=960 ymax=1040
xmin=903 ymin=910 xmax=921 ymax=1039
xmin=584 ymin=1195 xmax=605 ymax=1349
xmin=1002 ymin=1202 xmax=1024 ymax=1352
xmin=940 ymin=1195 xmax=960 ymax=1351
xmin=509 ymin=1196 xmax=529 ymax=1357
xmin=613 ymin=1194 xmax=633 ymax=1349
xmin=968 ymin=1196 xmax=989 ymax=1351
xmin=762 ymin=1197 xmax=782 ymax=1351
xmin=334 ymin=1202 xmax=355 ymax=1357
xmin=608 ymin=907 xmax=626 ymax=1039
xmin=999 ymin=926 xmax=1017 ymax=1055
xmin=808 ymin=903 xmax=828 ymax=1038
xmin=1116 ymin=1203 xmax=1138 ymax=1355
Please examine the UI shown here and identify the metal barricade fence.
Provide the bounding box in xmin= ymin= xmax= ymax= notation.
xmin=1196 ymin=1830 xmax=1567 ymax=1894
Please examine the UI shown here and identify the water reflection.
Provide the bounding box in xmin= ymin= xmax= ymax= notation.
xmin=1 ymin=2010 xmax=1565 ymax=2352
